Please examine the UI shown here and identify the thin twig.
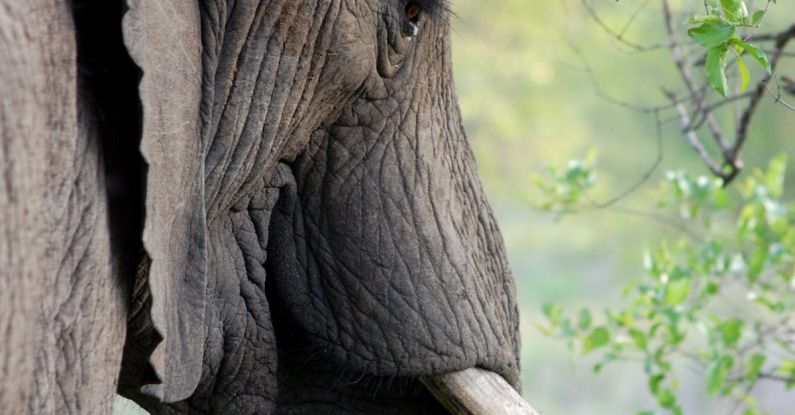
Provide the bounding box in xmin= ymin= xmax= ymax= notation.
xmin=662 ymin=0 xmax=737 ymax=178
xmin=732 ymin=23 xmax=795 ymax=162
xmin=686 ymin=91 xmax=755 ymax=131
xmin=575 ymin=0 xmax=794 ymax=186
xmin=580 ymin=0 xmax=670 ymax=52
xmin=617 ymin=0 xmax=654 ymax=40
xmin=764 ymin=81 xmax=795 ymax=111
xmin=758 ymin=373 xmax=795 ymax=383
xmin=603 ymin=206 xmax=704 ymax=241
xmin=566 ymin=41 xmax=683 ymax=114
xmin=590 ymin=110 xmax=665 ymax=209
xmin=666 ymin=89 xmax=728 ymax=178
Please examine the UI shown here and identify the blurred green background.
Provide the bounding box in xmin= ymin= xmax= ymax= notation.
xmin=116 ymin=1 xmax=794 ymax=414
xmin=450 ymin=0 xmax=794 ymax=413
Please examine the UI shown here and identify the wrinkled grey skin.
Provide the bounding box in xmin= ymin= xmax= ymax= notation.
xmin=0 ymin=0 xmax=520 ymax=414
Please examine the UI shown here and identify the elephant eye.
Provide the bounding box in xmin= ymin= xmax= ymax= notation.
xmin=405 ymin=2 xmax=421 ymax=22
xmin=403 ymin=2 xmax=421 ymax=37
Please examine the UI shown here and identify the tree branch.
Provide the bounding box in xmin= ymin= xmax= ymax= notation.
xmin=732 ymin=23 xmax=795 ymax=162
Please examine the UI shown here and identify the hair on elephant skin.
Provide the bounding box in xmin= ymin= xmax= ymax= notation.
xmin=0 ymin=1 xmax=521 ymax=414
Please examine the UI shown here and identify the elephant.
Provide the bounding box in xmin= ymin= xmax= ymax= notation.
xmin=0 ymin=0 xmax=523 ymax=414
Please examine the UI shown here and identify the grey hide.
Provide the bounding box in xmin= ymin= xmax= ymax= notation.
xmin=122 ymin=0 xmax=207 ymax=402
xmin=0 ymin=1 xmax=126 ymax=413
xmin=0 ymin=1 xmax=522 ymax=414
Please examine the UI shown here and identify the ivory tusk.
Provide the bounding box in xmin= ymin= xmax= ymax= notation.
xmin=422 ymin=368 xmax=541 ymax=415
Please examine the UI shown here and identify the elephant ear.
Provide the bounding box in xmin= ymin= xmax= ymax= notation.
xmin=122 ymin=0 xmax=206 ymax=402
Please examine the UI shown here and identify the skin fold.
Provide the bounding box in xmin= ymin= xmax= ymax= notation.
xmin=0 ymin=0 xmax=520 ymax=414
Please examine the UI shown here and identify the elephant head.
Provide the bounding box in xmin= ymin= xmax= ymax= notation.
xmin=118 ymin=0 xmax=521 ymax=413
xmin=0 ymin=0 xmax=521 ymax=414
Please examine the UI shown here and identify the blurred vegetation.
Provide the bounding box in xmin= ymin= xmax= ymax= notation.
xmin=451 ymin=0 xmax=795 ymax=413
xmin=540 ymin=155 xmax=794 ymax=415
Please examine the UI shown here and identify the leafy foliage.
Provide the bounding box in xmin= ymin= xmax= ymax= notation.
xmin=687 ymin=0 xmax=774 ymax=96
xmin=538 ymin=155 xmax=795 ymax=415
xmin=531 ymin=150 xmax=597 ymax=218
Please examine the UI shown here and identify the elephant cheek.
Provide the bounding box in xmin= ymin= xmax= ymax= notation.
xmin=265 ymin=126 xmax=521 ymax=387
xmin=187 ymin=166 xmax=300 ymax=412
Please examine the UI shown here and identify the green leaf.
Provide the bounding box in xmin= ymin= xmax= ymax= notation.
xmin=578 ymin=308 xmax=593 ymax=331
xmin=688 ymin=21 xmax=735 ymax=48
xmin=702 ymin=280 xmax=719 ymax=296
xmin=717 ymin=319 xmax=744 ymax=347
xmin=735 ymin=53 xmax=750 ymax=92
xmin=751 ymin=9 xmax=765 ymax=25
xmin=720 ymin=0 xmax=748 ymax=23
xmin=655 ymin=388 xmax=677 ymax=409
xmin=706 ymin=355 xmax=734 ymax=394
xmin=746 ymin=45 xmax=771 ymax=72
xmin=583 ymin=326 xmax=610 ymax=354
xmin=705 ymin=0 xmax=721 ymax=15
xmin=746 ymin=353 xmax=766 ymax=382
xmin=706 ymin=46 xmax=730 ymax=97
xmin=664 ymin=279 xmax=691 ymax=305
xmin=765 ymin=153 xmax=788 ymax=198
xmin=730 ymin=38 xmax=771 ymax=72
xmin=746 ymin=248 xmax=767 ymax=282
xmin=689 ymin=14 xmax=723 ymax=24
xmin=649 ymin=373 xmax=665 ymax=394
xmin=629 ymin=328 xmax=648 ymax=349
xmin=710 ymin=183 xmax=729 ymax=209
xmin=542 ymin=303 xmax=561 ymax=324
xmin=777 ymin=360 xmax=795 ymax=389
